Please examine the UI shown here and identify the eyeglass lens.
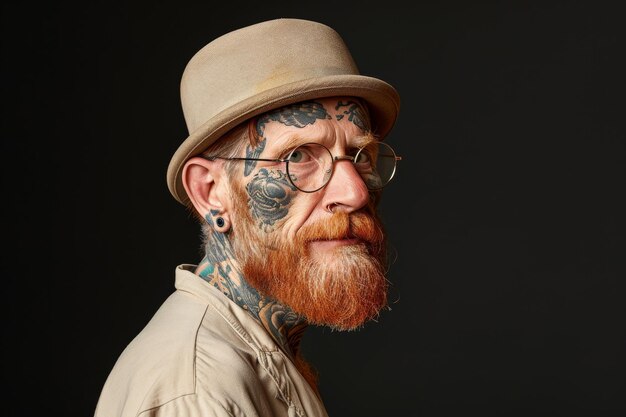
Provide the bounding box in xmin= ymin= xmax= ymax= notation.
xmin=285 ymin=142 xmax=398 ymax=192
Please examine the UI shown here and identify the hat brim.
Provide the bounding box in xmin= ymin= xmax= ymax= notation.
xmin=167 ymin=74 xmax=400 ymax=204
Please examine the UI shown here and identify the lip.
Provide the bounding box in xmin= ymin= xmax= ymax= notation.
xmin=309 ymin=238 xmax=359 ymax=250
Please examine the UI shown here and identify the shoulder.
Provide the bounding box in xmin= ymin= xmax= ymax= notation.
xmin=95 ymin=289 xmax=234 ymax=416
xmin=95 ymin=285 xmax=284 ymax=417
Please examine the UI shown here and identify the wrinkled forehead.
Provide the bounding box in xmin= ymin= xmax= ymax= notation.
xmin=256 ymin=96 xmax=371 ymax=143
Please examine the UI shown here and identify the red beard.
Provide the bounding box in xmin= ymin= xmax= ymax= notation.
xmin=230 ymin=188 xmax=388 ymax=331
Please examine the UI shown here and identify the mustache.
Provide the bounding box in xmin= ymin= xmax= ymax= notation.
xmin=298 ymin=211 xmax=384 ymax=245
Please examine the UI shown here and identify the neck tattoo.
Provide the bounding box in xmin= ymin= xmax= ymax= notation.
xmin=194 ymin=213 xmax=306 ymax=357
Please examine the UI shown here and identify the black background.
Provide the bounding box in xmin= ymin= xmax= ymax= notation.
xmin=2 ymin=1 xmax=625 ymax=416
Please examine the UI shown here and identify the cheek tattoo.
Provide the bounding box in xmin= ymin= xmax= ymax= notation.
xmin=246 ymin=168 xmax=297 ymax=231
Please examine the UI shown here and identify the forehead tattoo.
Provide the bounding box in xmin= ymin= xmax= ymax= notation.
xmin=244 ymin=101 xmax=331 ymax=176
xmin=335 ymin=100 xmax=370 ymax=131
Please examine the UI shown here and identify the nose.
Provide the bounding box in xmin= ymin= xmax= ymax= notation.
xmin=321 ymin=159 xmax=369 ymax=213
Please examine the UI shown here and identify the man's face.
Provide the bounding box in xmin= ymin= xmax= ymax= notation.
xmin=228 ymin=96 xmax=389 ymax=330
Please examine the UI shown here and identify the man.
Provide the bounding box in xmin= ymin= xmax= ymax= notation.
xmin=95 ymin=18 xmax=401 ymax=417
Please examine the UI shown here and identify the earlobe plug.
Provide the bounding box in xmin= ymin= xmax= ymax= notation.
xmin=205 ymin=213 xmax=230 ymax=233
xmin=214 ymin=216 xmax=230 ymax=233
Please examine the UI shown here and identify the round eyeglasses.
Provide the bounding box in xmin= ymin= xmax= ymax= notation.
xmin=204 ymin=141 xmax=402 ymax=193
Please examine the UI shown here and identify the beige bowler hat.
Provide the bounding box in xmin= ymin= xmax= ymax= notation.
xmin=167 ymin=18 xmax=401 ymax=204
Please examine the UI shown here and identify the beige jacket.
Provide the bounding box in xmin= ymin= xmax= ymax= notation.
xmin=95 ymin=264 xmax=329 ymax=417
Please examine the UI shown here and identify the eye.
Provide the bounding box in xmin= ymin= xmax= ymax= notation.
xmin=288 ymin=149 xmax=306 ymax=163
xmin=354 ymin=151 xmax=371 ymax=164
xmin=287 ymin=144 xmax=319 ymax=163
xmin=354 ymin=146 xmax=376 ymax=165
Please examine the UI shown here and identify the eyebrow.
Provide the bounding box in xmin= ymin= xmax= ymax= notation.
xmin=278 ymin=132 xmax=377 ymax=154
xmin=279 ymin=134 xmax=309 ymax=153
xmin=351 ymin=133 xmax=377 ymax=148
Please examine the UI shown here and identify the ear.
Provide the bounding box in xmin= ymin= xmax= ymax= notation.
xmin=182 ymin=157 xmax=232 ymax=224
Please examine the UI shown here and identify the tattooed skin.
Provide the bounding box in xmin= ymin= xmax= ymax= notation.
xmin=202 ymin=209 xmax=233 ymax=263
xmin=259 ymin=303 xmax=302 ymax=351
xmin=195 ymin=98 xmax=374 ymax=361
xmin=335 ymin=100 xmax=369 ymax=131
xmin=246 ymin=168 xmax=297 ymax=231
xmin=244 ymin=101 xmax=331 ymax=176
xmin=196 ymin=212 xmax=304 ymax=353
